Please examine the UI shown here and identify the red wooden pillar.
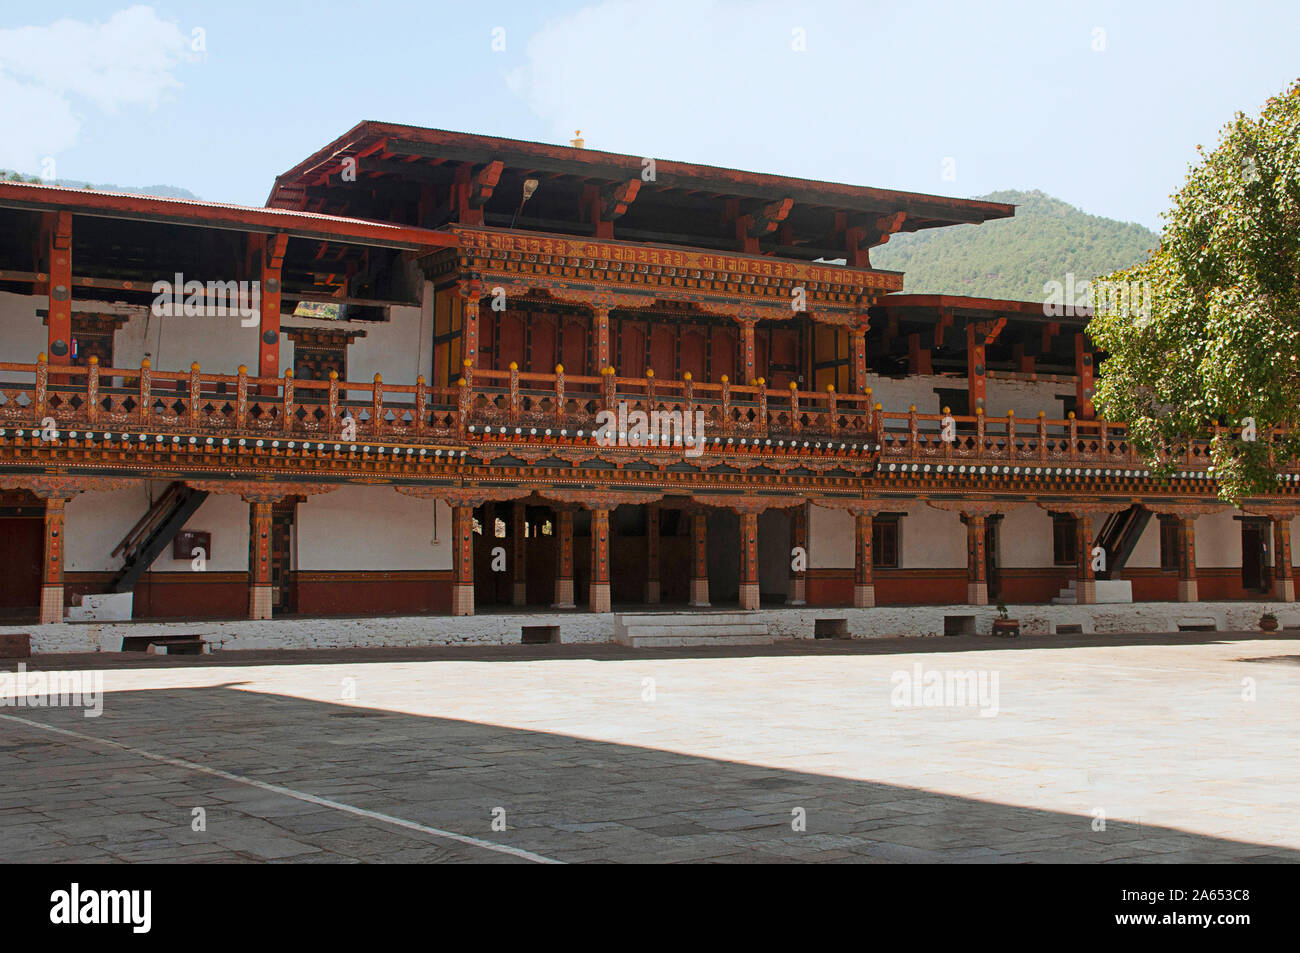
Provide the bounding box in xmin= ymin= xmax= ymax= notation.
xmin=452 ymin=504 xmax=476 ymax=616
xmin=1177 ymin=516 xmax=1197 ymax=603
xmin=854 ymin=510 xmax=875 ymax=608
xmin=258 ymin=234 xmax=287 ymax=383
xmin=739 ymin=511 xmax=760 ymax=610
xmin=645 ymin=503 xmax=661 ymax=604
xmin=45 ymin=211 xmax=73 ymax=366
xmin=553 ymin=508 xmax=575 ymax=608
xmin=1075 ymin=334 xmax=1095 ymax=420
xmin=1076 ymin=513 xmax=1096 ymax=605
xmin=966 ymin=513 xmax=988 ymax=606
xmin=848 ymin=324 xmax=868 ymax=395
xmin=738 ymin=318 xmax=757 ymax=384
xmin=789 ymin=505 xmax=807 ymax=606
xmin=248 ymin=498 xmax=274 ymax=620
xmin=463 ymin=291 xmax=482 ymax=369
xmin=1273 ymin=517 xmax=1295 ymax=602
xmin=40 ymin=495 xmax=69 ymax=624
xmin=592 ymin=306 xmax=611 ymax=372
xmin=689 ymin=511 xmax=710 ymax=607
xmin=966 ymin=324 xmax=987 ymax=416
xmin=589 ymin=507 xmax=611 ymax=612
xmin=511 ymin=502 xmax=527 ymax=607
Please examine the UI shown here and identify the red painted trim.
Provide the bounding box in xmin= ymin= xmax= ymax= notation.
xmin=882 ymin=293 xmax=1093 ymax=319
xmin=0 ymin=180 xmax=457 ymax=250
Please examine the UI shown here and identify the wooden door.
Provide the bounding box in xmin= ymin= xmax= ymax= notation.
xmin=1242 ymin=522 xmax=1270 ymax=593
xmin=269 ymin=503 xmax=296 ymax=613
xmin=529 ymin=314 xmax=556 ymax=374
xmin=561 ymin=319 xmax=587 ymax=376
xmin=680 ymin=326 xmax=707 ymax=382
xmin=618 ymin=320 xmax=646 ymax=379
xmin=769 ymin=327 xmax=799 ymax=389
xmin=0 ymin=516 xmax=42 ymax=615
xmin=496 ymin=312 xmax=525 ymax=371
xmin=649 ymin=324 xmax=675 ymax=379
xmin=711 ymin=326 xmax=737 ymax=383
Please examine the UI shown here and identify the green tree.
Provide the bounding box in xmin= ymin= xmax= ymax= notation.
xmin=1089 ymin=79 xmax=1300 ymax=502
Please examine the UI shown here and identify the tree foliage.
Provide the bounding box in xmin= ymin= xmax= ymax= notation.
xmin=1088 ymin=80 xmax=1300 ymax=502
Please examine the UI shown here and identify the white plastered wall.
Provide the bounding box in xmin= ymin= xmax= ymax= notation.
xmin=1 ymin=282 xmax=434 ymax=386
xmin=65 ymin=485 xmax=249 ymax=573
xmin=808 ymin=501 xmax=967 ymax=570
xmin=997 ymin=505 xmax=1055 ymax=567
xmin=1195 ymin=509 xmax=1244 ymax=568
xmin=901 ymin=504 xmax=965 ymax=568
xmin=0 ymin=291 xmax=50 ymax=361
xmin=864 ymin=372 xmax=1069 ymax=418
xmin=1127 ymin=516 xmax=1163 ymax=568
xmin=808 ymin=504 xmax=853 ymax=568
xmin=295 ymin=485 xmax=451 ymax=571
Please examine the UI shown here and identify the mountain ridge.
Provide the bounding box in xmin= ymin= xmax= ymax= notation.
xmin=872 ymin=189 xmax=1159 ymax=302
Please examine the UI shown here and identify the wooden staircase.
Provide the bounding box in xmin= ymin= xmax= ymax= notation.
xmin=109 ymin=482 xmax=209 ymax=593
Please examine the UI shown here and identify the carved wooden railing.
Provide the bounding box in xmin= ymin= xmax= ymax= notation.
xmin=464 ymin=364 xmax=876 ymax=443
xmin=875 ymin=408 xmax=1236 ymax=470
xmin=0 ymin=356 xmax=1276 ymax=469
xmin=0 ymin=358 xmax=460 ymax=442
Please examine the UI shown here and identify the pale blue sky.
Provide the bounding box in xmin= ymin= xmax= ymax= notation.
xmin=2 ymin=1 xmax=1296 ymax=229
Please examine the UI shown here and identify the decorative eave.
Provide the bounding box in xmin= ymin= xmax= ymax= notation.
xmin=440 ymin=224 xmax=897 ymax=318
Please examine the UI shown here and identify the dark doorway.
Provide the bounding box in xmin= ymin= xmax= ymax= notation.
xmin=270 ymin=501 xmax=297 ymax=613
xmin=1241 ymin=520 xmax=1271 ymax=594
xmin=0 ymin=515 xmax=43 ymax=618
xmin=985 ymin=518 xmax=1001 ymax=602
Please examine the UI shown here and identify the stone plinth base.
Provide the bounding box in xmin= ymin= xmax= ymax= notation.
xmin=689 ymin=578 xmax=710 ymax=607
xmin=854 ymin=583 xmax=875 ymax=608
xmin=512 ymin=582 xmax=527 ymax=607
xmin=788 ymin=577 xmax=806 ymax=606
xmin=451 ymin=583 xmax=475 ymax=616
xmin=1274 ymin=577 xmax=1295 ymax=603
xmin=1177 ymin=579 xmax=1199 ymax=603
xmin=645 ymin=580 xmax=660 ymax=604
xmin=39 ymin=585 xmax=64 ymax=625
xmin=589 ymin=582 xmax=611 ymax=613
xmin=1076 ymin=578 xmax=1097 ymax=605
xmin=967 ymin=582 xmax=988 ymax=606
xmin=553 ymin=578 xmax=575 ymax=609
xmin=739 ymin=583 xmax=760 ymax=610
xmin=249 ymin=584 xmax=273 ymax=621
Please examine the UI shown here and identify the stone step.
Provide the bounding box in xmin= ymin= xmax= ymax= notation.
xmin=622 ymin=623 xmax=770 ymax=638
xmin=622 ymin=633 xmax=774 ymax=648
xmin=616 ymin=612 xmax=758 ymax=627
xmin=614 ymin=611 xmax=771 ymax=646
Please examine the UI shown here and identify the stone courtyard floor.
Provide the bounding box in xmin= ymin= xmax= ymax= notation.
xmin=1 ymin=631 xmax=1297 ymax=863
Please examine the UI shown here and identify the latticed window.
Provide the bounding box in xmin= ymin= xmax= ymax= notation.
xmin=1053 ymin=514 xmax=1077 ymax=566
xmin=873 ymin=518 xmax=900 ymax=568
xmin=1159 ymin=517 xmax=1180 ymax=571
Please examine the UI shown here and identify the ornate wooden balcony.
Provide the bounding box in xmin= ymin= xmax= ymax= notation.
xmin=0 ymin=355 xmax=1275 ymax=478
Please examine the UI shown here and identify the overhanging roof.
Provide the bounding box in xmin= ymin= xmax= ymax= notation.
xmin=268 ymin=120 xmax=1016 ymax=231
xmin=0 ymin=179 xmax=457 ymax=251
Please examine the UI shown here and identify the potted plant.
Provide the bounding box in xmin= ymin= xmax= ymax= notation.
xmin=992 ymin=600 xmax=1020 ymax=638
xmin=1260 ymin=611 xmax=1279 ymax=633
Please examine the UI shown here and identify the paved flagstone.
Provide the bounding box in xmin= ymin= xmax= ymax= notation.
xmin=0 ymin=632 xmax=1296 ymax=862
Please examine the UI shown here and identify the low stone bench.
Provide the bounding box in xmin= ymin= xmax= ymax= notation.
xmin=0 ymin=633 xmax=31 ymax=658
xmin=121 ymin=634 xmax=209 ymax=655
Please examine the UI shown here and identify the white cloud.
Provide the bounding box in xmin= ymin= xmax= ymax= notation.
xmin=503 ymin=0 xmax=861 ymax=178
xmin=0 ymin=5 xmax=196 ymax=174
xmin=0 ymin=74 xmax=80 ymax=173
